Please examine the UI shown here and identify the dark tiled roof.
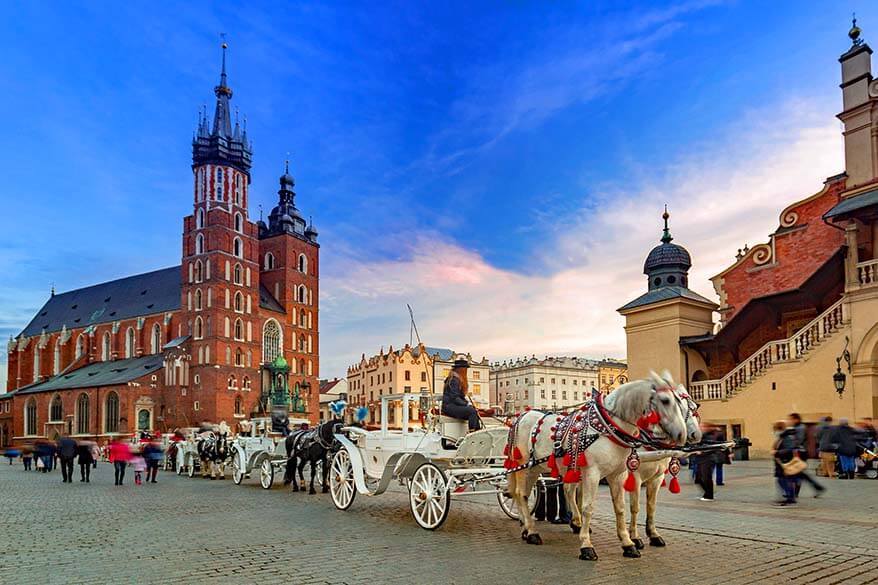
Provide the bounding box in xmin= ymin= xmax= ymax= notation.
xmin=823 ymin=188 xmax=878 ymax=220
xmin=18 ymin=355 xmax=164 ymax=395
xmin=259 ymin=284 xmax=285 ymax=314
xmin=644 ymin=242 xmax=691 ymax=273
xmin=618 ymin=286 xmax=716 ymax=312
xmin=163 ymin=335 xmax=190 ymax=350
xmin=0 ymin=391 xmax=16 ymax=400
xmin=19 ymin=267 xmax=180 ymax=338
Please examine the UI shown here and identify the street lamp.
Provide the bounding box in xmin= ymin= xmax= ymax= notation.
xmin=833 ymin=336 xmax=851 ymax=397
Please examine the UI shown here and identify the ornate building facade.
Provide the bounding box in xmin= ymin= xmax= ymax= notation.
xmin=1 ymin=45 xmax=321 ymax=445
xmin=620 ymin=24 xmax=878 ymax=456
xmin=489 ymin=356 xmax=601 ymax=414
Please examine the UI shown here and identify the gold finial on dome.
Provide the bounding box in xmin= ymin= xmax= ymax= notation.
xmin=850 ymin=14 xmax=863 ymax=46
xmin=661 ymin=205 xmax=673 ymax=244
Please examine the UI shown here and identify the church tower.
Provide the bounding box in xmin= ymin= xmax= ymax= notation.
xmin=181 ymin=42 xmax=262 ymax=422
xmin=618 ymin=209 xmax=717 ymax=382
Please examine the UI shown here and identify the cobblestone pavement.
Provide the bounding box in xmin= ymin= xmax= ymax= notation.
xmin=0 ymin=460 xmax=875 ymax=585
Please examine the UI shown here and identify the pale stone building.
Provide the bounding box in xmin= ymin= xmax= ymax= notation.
xmin=490 ymin=356 xmax=600 ymax=414
xmin=318 ymin=378 xmax=348 ymax=422
xmin=346 ymin=343 xmax=488 ymax=427
xmin=619 ymin=24 xmax=878 ymax=457
xmin=598 ymin=359 xmax=628 ymax=393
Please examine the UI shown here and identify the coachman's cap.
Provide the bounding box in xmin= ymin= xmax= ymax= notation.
xmin=452 ymin=358 xmax=470 ymax=368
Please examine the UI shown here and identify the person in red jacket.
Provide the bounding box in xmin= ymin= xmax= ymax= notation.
xmin=108 ymin=437 xmax=132 ymax=486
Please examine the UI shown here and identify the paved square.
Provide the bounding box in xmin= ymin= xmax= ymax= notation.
xmin=0 ymin=460 xmax=875 ymax=584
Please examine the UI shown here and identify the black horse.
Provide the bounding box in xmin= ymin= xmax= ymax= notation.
xmin=283 ymin=420 xmax=342 ymax=494
xmin=196 ymin=430 xmax=231 ymax=479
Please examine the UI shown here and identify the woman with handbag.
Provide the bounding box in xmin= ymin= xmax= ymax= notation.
xmin=773 ymin=420 xmax=801 ymax=506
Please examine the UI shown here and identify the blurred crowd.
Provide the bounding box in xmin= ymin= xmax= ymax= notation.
xmin=2 ymin=431 xmax=166 ymax=486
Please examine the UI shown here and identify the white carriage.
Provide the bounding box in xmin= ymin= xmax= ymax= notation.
xmin=175 ymin=433 xmax=203 ymax=478
xmin=329 ymin=393 xmax=531 ymax=530
xmin=229 ymin=417 xmax=311 ymax=489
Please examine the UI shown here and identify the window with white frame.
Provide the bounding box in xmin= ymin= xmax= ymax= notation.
xmin=125 ymin=327 xmax=135 ymax=358
xmin=263 ymin=319 xmax=282 ymax=363
xmin=195 ymin=233 xmax=204 ymax=254
xmin=233 ymin=237 xmax=243 ymax=258
xmin=264 ymin=252 xmax=275 ymax=270
xmin=216 ymin=168 xmax=224 ymax=201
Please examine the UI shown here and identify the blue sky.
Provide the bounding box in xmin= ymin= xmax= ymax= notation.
xmin=0 ymin=1 xmax=873 ymax=385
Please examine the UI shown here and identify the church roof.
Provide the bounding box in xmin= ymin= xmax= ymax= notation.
xmin=617 ymin=286 xmax=716 ymax=312
xmin=18 ymin=267 xmax=180 ymax=339
xmin=17 ymin=355 xmax=164 ymax=394
xmin=259 ymin=284 xmax=285 ymax=314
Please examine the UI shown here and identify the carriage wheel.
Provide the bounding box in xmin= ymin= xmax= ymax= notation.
xmin=329 ymin=449 xmax=356 ymax=511
xmin=259 ymin=458 xmax=274 ymax=489
xmin=187 ymin=457 xmax=196 ymax=478
xmin=232 ymin=452 xmax=245 ymax=485
xmin=409 ymin=462 xmax=450 ymax=530
xmin=497 ymin=481 xmax=539 ymax=520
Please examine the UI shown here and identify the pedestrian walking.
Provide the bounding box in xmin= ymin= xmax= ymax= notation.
xmin=21 ymin=445 xmax=33 ymax=471
xmin=816 ymin=416 xmax=837 ymax=479
xmin=91 ymin=442 xmax=100 ymax=469
xmin=693 ymin=423 xmax=723 ymax=501
xmin=108 ymin=437 xmax=132 ymax=486
xmin=77 ymin=441 xmax=94 ymax=482
xmin=789 ymin=413 xmax=825 ymax=497
xmin=57 ymin=435 xmax=77 ymax=484
xmin=131 ymin=452 xmax=146 ymax=485
xmin=773 ymin=420 xmax=801 ymax=505
xmin=143 ymin=439 xmax=163 ymax=483
xmin=835 ymin=419 xmax=860 ymax=479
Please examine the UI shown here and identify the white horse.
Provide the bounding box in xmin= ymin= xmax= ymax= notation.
xmin=616 ymin=384 xmax=702 ymax=550
xmin=507 ymin=373 xmax=687 ymax=561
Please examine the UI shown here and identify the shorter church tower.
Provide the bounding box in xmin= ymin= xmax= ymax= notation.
xmin=618 ymin=209 xmax=717 ymax=382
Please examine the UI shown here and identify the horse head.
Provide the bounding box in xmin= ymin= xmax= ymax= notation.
xmin=643 ymin=371 xmax=687 ymax=446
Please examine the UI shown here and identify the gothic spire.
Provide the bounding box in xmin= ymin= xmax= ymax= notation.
xmin=212 ymin=39 xmax=233 ymax=138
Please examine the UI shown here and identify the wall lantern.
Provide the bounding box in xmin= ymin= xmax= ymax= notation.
xmin=833 ymin=336 xmax=851 ymax=397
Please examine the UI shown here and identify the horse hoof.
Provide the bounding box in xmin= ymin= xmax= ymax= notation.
xmin=219 ymin=476 xmax=225 ymax=480
xmin=649 ymin=536 xmax=666 ymax=547
xmin=622 ymin=545 xmax=641 ymax=559
xmin=526 ymin=533 xmax=543 ymax=545
xmin=633 ymin=538 xmax=645 ymax=550
xmin=521 ymin=529 xmax=528 ymax=541
xmin=569 ymin=522 xmax=581 ymax=535
xmin=209 ymin=476 xmax=216 ymax=480
xmin=309 ymin=489 xmax=316 ymax=495
xmin=579 ymin=547 xmax=598 ymax=561
xmin=322 ymin=488 xmax=329 ymax=494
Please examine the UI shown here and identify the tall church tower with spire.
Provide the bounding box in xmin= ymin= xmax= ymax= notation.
xmin=181 ymin=41 xmax=263 ymax=423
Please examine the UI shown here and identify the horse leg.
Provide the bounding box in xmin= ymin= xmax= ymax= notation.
xmin=289 ymin=456 xmax=300 ymax=491
xmin=645 ymin=472 xmax=666 ymax=547
xmin=298 ymin=458 xmax=307 ymax=491
xmin=511 ymin=470 xmax=541 ymax=544
xmin=627 ymin=473 xmax=644 ymax=549
xmin=564 ymin=483 xmax=582 ymax=534
xmin=607 ymin=471 xmax=639 ymax=558
xmin=308 ymin=456 xmax=318 ymax=494
xmin=577 ymin=472 xmax=600 ymax=560
xmin=321 ymin=453 xmax=330 ymax=493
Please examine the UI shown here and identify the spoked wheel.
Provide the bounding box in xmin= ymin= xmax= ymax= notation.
xmin=498 ymin=481 xmax=540 ymax=520
xmin=329 ymin=449 xmax=356 ymax=510
xmin=409 ymin=462 xmax=450 ymax=530
xmin=187 ymin=457 xmax=196 ymax=478
xmin=232 ymin=452 xmax=245 ymax=485
xmin=259 ymin=458 xmax=274 ymax=489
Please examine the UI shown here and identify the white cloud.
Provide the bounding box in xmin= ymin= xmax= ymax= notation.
xmin=319 ymin=97 xmax=843 ymax=379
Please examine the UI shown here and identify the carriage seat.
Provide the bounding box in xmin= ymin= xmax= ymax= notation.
xmin=439 ymin=416 xmax=468 ymax=442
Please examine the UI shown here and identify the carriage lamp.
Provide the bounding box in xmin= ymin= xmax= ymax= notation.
xmin=833 ymin=336 xmax=851 ymax=397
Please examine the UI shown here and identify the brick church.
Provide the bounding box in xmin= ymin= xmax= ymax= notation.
xmin=0 ymin=45 xmax=320 ymax=446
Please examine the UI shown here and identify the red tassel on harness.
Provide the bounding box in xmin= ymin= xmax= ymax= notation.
xmin=576 ymin=452 xmax=587 ymax=467
xmin=548 ymin=452 xmax=556 ymax=469
xmin=562 ymin=453 xmax=572 ymax=467
xmin=512 ymin=446 xmax=523 ymax=462
xmin=668 ymin=476 xmax=681 ymax=494
xmin=623 ymin=471 xmax=637 ymax=492
xmin=562 ymin=468 xmax=581 ymax=483
xmin=550 ymin=466 xmax=560 ymax=479
xmin=661 ymin=477 xmax=667 ymax=488
xmin=503 ymin=444 xmax=510 ymax=457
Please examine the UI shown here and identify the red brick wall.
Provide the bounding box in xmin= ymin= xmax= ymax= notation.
xmin=716 ymin=179 xmax=846 ymax=322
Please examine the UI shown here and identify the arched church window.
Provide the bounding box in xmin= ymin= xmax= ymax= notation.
xmin=234 ymin=263 xmax=242 ymax=285
xmin=125 ymin=327 xmax=135 ymax=358
xmin=233 ymin=237 xmax=243 ymax=259
xmin=298 ymin=254 xmax=307 ymax=274
xmin=263 ymin=319 xmax=282 ymax=363
xmin=24 ymin=398 xmax=37 ymax=436
xmin=195 ymin=289 xmax=202 ymax=311
xmin=234 ymin=318 xmax=244 ymax=341
xmin=75 ymin=335 xmax=85 ymax=360
xmin=49 ymin=394 xmax=62 ymax=421
xmin=235 ymin=174 xmax=243 ymax=206
xmin=102 ymin=332 xmax=111 ymax=361
xmin=216 ymin=168 xmax=224 ymax=201
xmin=234 ymin=212 xmax=243 ymax=233
xmin=195 ymin=233 xmax=204 ymax=255
xmin=105 ymin=392 xmax=119 ymax=433
xmin=194 ymin=317 xmax=203 ymax=340
xmin=235 ymin=395 xmax=243 ymax=415
xmin=195 ymin=260 xmax=203 ymax=283
xmin=151 ymin=324 xmax=162 ymax=354
xmin=264 ymin=253 xmax=275 ymax=270
xmin=196 ymin=208 xmax=205 ymax=229
xmin=234 ymin=292 xmax=243 ymax=313
xmin=76 ymin=393 xmax=89 ymax=435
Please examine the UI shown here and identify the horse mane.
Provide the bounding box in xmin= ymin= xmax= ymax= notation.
xmin=602 ymin=378 xmax=655 ymax=423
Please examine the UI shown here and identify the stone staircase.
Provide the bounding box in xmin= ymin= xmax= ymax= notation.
xmin=690 ymin=298 xmax=846 ymax=402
